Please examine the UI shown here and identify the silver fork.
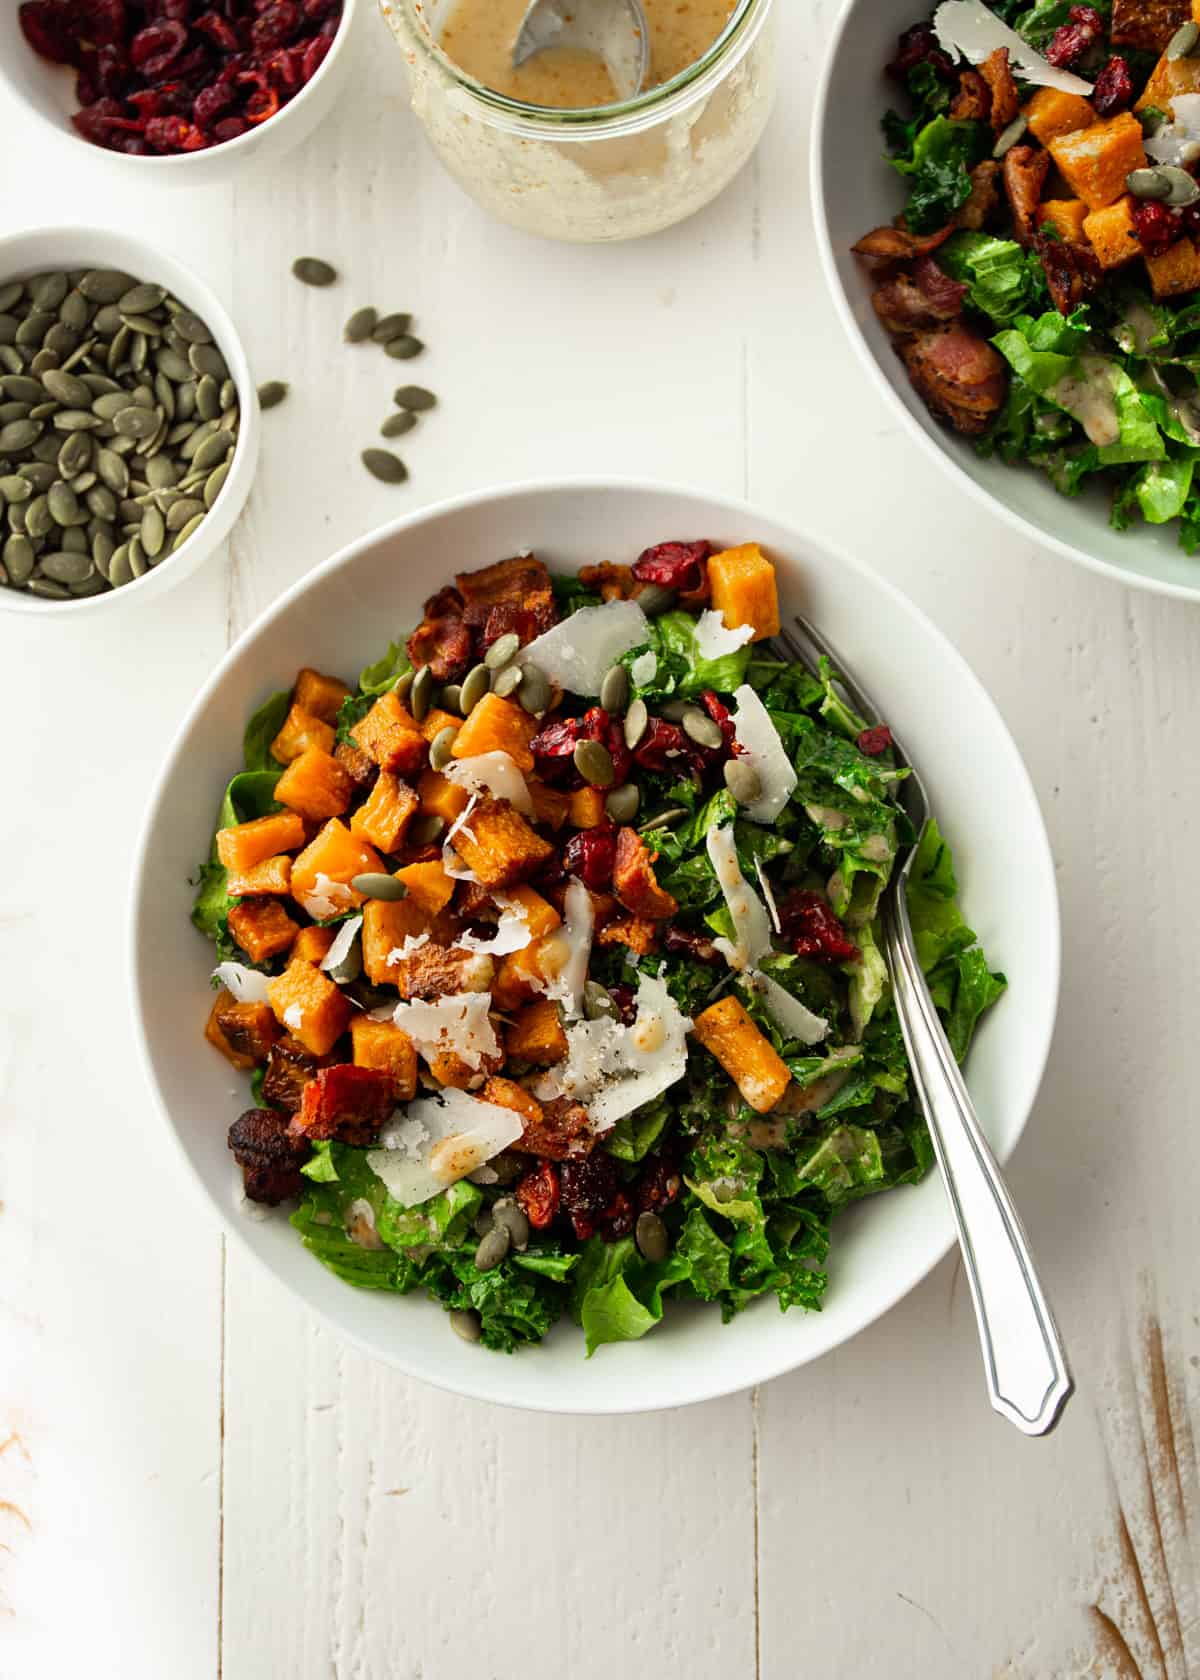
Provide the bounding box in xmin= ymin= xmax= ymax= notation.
xmin=773 ymin=618 xmax=1073 ymax=1437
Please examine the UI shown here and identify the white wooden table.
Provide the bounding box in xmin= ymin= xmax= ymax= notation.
xmin=2 ymin=4 xmax=1199 ymax=1676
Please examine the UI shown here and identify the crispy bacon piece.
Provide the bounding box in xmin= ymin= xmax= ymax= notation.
xmin=898 ymin=323 xmax=1008 ymax=437
xmin=950 ymin=67 xmax=991 ymax=121
xmin=424 ymin=585 xmax=464 ymax=619
xmin=456 ymin=555 xmax=557 ymax=639
xmin=406 ymin=613 xmax=473 ymax=682
xmin=872 ymin=257 xmax=966 ymax=333
xmin=480 ymin=602 xmax=539 ymax=651
xmin=612 ymin=827 xmax=678 ymax=921
xmin=289 ymin=1064 xmax=395 ymax=1147
xmin=579 ymin=561 xmax=635 ymax=601
xmin=228 ymin=1108 xmax=310 ymax=1204
xmin=852 ymin=223 xmax=954 ymax=265
xmin=515 ymin=1160 xmax=561 ymax=1230
xmin=955 ymin=160 xmax=1000 ymax=231
xmin=1003 ymin=144 xmax=1051 ymax=245
xmin=393 ymin=943 xmax=494 ymax=1002
xmin=514 ymin=1096 xmax=594 ymax=1162
xmin=1111 ymin=0 xmax=1189 ymax=51
xmin=261 ymin=1035 xmax=326 ymax=1113
xmin=979 ymin=48 xmax=1019 ymax=132
xmin=1035 ymin=233 xmax=1101 ymax=315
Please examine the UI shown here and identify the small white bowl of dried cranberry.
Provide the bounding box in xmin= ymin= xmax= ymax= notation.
xmin=0 ymin=0 xmax=357 ymax=180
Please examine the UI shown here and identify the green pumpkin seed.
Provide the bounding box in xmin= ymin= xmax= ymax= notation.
xmin=0 ymin=315 xmax=16 ymax=347
xmin=636 ymin=583 xmax=675 ymax=617
xmin=0 ymin=347 xmax=23 ymax=374
xmin=113 ymin=406 xmax=158 ymax=440
xmin=449 ymin=1308 xmax=481 ymax=1344
xmin=141 ymin=503 xmax=165 ymax=557
xmin=492 ymin=1199 xmax=530 ymax=1250
xmin=189 ymin=343 xmax=227 ymax=381
xmin=393 ymin=384 xmax=436 ymax=411
xmin=220 ymin=378 xmax=236 ymax=410
xmin=95 ymin=448 xmax=128 ymax=495
xmin=172 ymin=310 xmax=211 ymax=346
xmin=0 ymin=400 xmax=31 ymax=422
xmin=166 ymin=497 xmax=206 ymax=532
xmin=371 ymin=312 xmax=411 ymax=343
xmin=30 ymin=272 xmax=68 ymax=313
xmin=195 ymin=375 xmax=220 ymax=422
xmin=623 ymin=697 xmax=648 ymax=750
xmin=682 ymin=706 xmax=723 ymax=749
xmin=92 ymin=530 xmax=115 ymax=579
xmin=4 ymin=374 xmax=43 ymax=403
xmin=0 ymin=419 xmax=40 ymax=451
xmin=485 ymin=632 xmax=521 ymax=671
xmin=583 ymin=981 xmax=619 ymax=1022
xmin=492 ymin=663 xmax=523 ymax=700
xmin=1127 ymin=166 xmax=1171 ymax=202
xmin=641 ymin=806 xmax=689 ymax=832
xmin=174 ymin=381 xmax=197 ymax=421
xmin=61 ymin=525 xmax=88 ymax=554
xmin=172 ymin=513 xmax=206 ymax=549
xmin=127 ymin=535 xmax=148 ymax=578
xmin=460 ymin=663 xmax=491 ymax=715
xmin=145 ymin=453 xmax=178 ymax=491
xmin=439 ymin=682 xmax=462 ymax=715
xmin=68 ymin=573 xmax=106 ymax=597
xmin=0 ymin=475 xmax=30 ymax=502
xmin=15 ymin=311 xmax=53 ymax=348
xmin=384 ymin=336 xmax=423 ymax=360
xmin=204 ymin=461 xmax=230 ymax=509
xmin=574 ymin=738 xmax=615 ymax=788
xmin=3 ymin=535 xmax=33 ymax=583
xmin=409 ymin=813 xmax=446 ymax=847
xmin=6 ymin=502 xmax=26 ymax=534
xmin=292 ymin=257 xmax=338 ymax=287
xmin=154 ymin=372 xmax=175 ymax=419
xmin=429 ymin=724 xmax=459 ymax=772
xmin=32 ymin=434 xmax=61 ymax=463
xmin=24 ymin=494 xmax=52 ymax=538
xmin=27 ymin=578 xmax=69 ymax=600
xmin=393 ymin=669 xmax=416 ymax=704
xmin=635 ymin=1211 xmax=670 ymax=1263
xmin=0 ymin=284 xmax=22 ymax=315
xmin=80 ymin=270 xmax=136 ymax=305
xmin=118 ymin=283 xmax=166 ymax=316
xmin=41 ymin=367 xmax=90 ymax=407
xmin=410 ymin=663 xmax=435 ymax=722
xmin=157 ymin=347 xmax=193 ymax=383
xmin=192 ymin=428 xmax=234 ymax=472
xmin=19 ymin=461 xmax=54 ymax=491
xmin=48 ymin=481 xmax=83 ymax=525
xmin=59 ymin=290 xmax=89 ymax=333
xmin=599 ymin=663 xmax=630 ymax=714
xmin=474 ymin=1224 xmax=511 ymax=1272
xmin=71 ymin=471 xmax=97 ymax=494
xmin=43 ymin=323 xmax=80 ymax=359
xmin=724 ymin=759 xmax=763 ymax=805
xmin=361 ymin=447 xmax=408 ymax=484
xmin=92 ymin=391 xmax=129 ymax=420
xmin=1161 ymin=164 xmax=1200 ymax=206
xmin=257 ymin=380 xmax=288 ymax=411
xmin=1168 ymin=19 xmax=1198 ymax=58
xmin=380 ymin=411 xmax=416 ymax=438
xmin=344 ymin=307 xmax=378 ymax=343
xmin=40 ymin=549 xmax=93 ymax=585
xmin=518 ymin=664 xmax=551 ymax=715
xmin=107 ymin=543 xmax=131 ymax=586
xmin=351 ymin=872 xmax=408 ymax=901
xmin=605 ymin=783 xmax=640 ymax=824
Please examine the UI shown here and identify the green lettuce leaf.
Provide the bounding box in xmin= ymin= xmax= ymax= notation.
xmin=890 ymin=115 xmax=985 ymax=235
xmin=939 ymin=233 xmax=1043 ymax=324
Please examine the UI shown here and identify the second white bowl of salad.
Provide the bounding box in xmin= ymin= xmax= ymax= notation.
xmin=131 ymin=479 xmax=1058 ymax=1414
xmin=814 ymin=0 xmax=1200 ymax=600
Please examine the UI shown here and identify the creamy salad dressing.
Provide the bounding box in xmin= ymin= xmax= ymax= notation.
xmin=438 ymin=0 xmax=737 ymax=107
xmin=1047 ymin=354 xmax=1121 ymax=448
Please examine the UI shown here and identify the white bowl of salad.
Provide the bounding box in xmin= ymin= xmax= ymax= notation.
xmin=130 ymin=480 xmax=1058 ymax=1414
xmin=814 ymin=0 xmax=1200 ymax=599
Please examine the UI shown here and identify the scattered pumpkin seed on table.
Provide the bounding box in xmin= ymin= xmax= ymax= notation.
xmin=361 ymin=448 xmax=408 ymax=485
xmin=292 ymin=257 xmax=338 ymax=287
xmin=380 ymin=411 xmax=417 ymax=439
xmin=394 ymin=385 xmax=437 ymax=411
xmin=344 ymin=307 xmax=378 ymax=343
xmin=257 ymin=381 xmax=289 ymax=410
xmin=371 ymin=313 xmax=412 ymax=344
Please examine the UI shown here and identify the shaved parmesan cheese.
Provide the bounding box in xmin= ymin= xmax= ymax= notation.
xmin=391 ymin=992 xmax=500 ymax=1070
xmin=295 ymin=872 xmax=357 ymax=920
xmin=744 ymin=970 xmax=829 ymax=1046
xmin=320 ymin=914 xmax=363 ymax=974
xmin=1145 ymin=94 xmax=1200 ymax=164
xmin=706 ymin=825 xmax=772 ymax=973
xmin=631 ymin=649 xmax=657 ymax=687
xmin=516 ymin=600 xmax=649 ymax=697
xmin=442 ymin=794 xmax=480 ymax=882
xmin=367 ymin=1090 xmax=524 ymax=1209
xmin=386 ymin=933 xmax=431 ymax=967
xmin=213 ymin=962 xmax=271 ymax=1004
xmin=455 ymin=894 xmax=533 ymax=957
xmin=932 ymin=0 xmax=1092 ymax=93
xmin=694 ymin=608 xmax=754 ymax=662
xmin=730 ymin=684 xmax=797 ymax=823
xmin=535 ymin=973 xmax=691 ymax=1133
xmin=444 ymin=751 xmax=532 ymax=815
xmin=542 ymin=876 xmax=593 ymax=1017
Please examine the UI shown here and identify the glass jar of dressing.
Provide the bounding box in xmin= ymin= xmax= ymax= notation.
xmin=379 ymin=0 xmax=777 ymax=243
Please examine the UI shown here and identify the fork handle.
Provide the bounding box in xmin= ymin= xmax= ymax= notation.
xmin=882 ymin=895 xmax=1073 ymax=1436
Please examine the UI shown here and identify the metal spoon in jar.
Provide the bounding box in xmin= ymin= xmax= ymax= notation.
xmin=513 ymin=0 xmax=650 ymax=101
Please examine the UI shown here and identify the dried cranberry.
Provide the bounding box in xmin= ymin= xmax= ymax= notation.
xmin=887 ymin=20 xmax=953 ymax=80
xmin=1092 ymin=54 xmax=1133 ymax=115
xmin=632 ymin=540 xmax=712 ymax=594
xmin=193 ymin=9 xmax=239 ymax=48
xmin=609 ymin=983 xmax=637 ymax=1025
xmin=89 ymin=0 xmax=128 ymax=48
xmin=1133 ymin=199 xmax=1181 ymax=257
xmin=563 ymin=823 xmax=617 ymax=891
xmin=212 ymin=114 xmax=249 ymax=140
xmin=856 ymin=724 xmax=894 ymax=757
xmin=603 ymin=1191 xmax=636 ymax=1240
xmin=632 ymin=716 xmax=687 ymax=772
xmin=243 ymin=79 xmax=280 ymax=122
xmin=130 ymin=19 xmax=187 ymax=74
xmin=299 ymin=32 xmax=331 ymax=77
xmin=19 ymin=1 xmax=75 ymax=63
xmin=662 ymin=925 xmax=722 ymax=966
xmin=75 ymin=68 xmax=97 ymax=104
xmin=531 ymin=715 xmax=583 ymax=759
xmin=127 ymin=86 xmax=169 ymax=116
xmin=779 ymin=891 xmax=859 ymax=964
xmin=194 ymin=77 xmax=234 ymax=126
xmin=250 ymin=0 xmax=299 ymax=45
xmin=560 ymin=1155 xmax=620 ymax=1241
xmin=261 ymin=44 xmax=303 ymax=88
xmin=515 ymin=1161 xmax=560 ymax=1231
xmin=72 ymin=97 xmax=126 ymax=142
xmin=636 ymin=1153 xmax=682 ymax=1213
xmin=144 ymin=112 xmax=207 ymax=149
xmin=1045 ymin=5 xmax=1103 ymax=68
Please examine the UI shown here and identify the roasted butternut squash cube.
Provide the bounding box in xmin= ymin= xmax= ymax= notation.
xmin=275 ymin=746 xmax=354 ymax=822
xmin=708 ymin=543 xmax=780 ymax=642
xmin=1145 ymin=235 xmax=1200 ymax=297
xmin=334 ymin=739 xmax=377 ymax=792
xmin=417 ymin=767 xmax=471 ymax=826
xmin=215 ymin=809 xmax=306 ymax=872
xmin=226 ymin=853 xmax=293 ymax=898
xmin=528 ymin=780 xmax=570 ymax=830
xmin=1137 ymin=44 xmax=1200 ymax=111
xmin=351 ymin=1016 xmax=418 ymax=1102
xmin=361 ymin=897 xmax=436 ymax=985
xmin=393 ymin=857 xmax=456 ymax=914
xmin=349 ymin=771 xmax=419 ymax=854
xmin=1084 ymin=196 xmax=1142 ymax=268
xmin=205 ymin=988 xmax=279 ymax=1069
xmin=569 ymin=786 xmax=608 ymax=829
xmin=597 ymin=916 xmax=660 ymax=956
xmin=228 ymin=898 xmax=299 ymax=964
xmin=291 ymin=818 xmax=384 ymax=917
xmin=351 ymin=691 xmax=427 ymax=774
xmin=692 ymin=995 xmax=792 ymax=1114
xmin=504 ymin=998 xmax=568 ymax=1066
xmin=293 ymin=666 xmax=352 ymax=723
xmin=450 ymin=797 xmax=553 ymax=889
xmin=270 ymin=703 xmax=335 ymax=766
xmin=292 ymin=925 xmax=337 ymax=964
xmin=1023 ymin=87 xmax=1097 ymax=146
xmin=427 ymin=1046 xmax=503 ymax=1090
xmin=480 ymin=1075 xmax=543 ymax=1126
xmin=268 ymin=960 xmax=352 ymax=1057
xmin=419 ymin=707 xmax=461 ymax=745
xmin=1048 ymin=113 xmax=1146 ymax=210
xmin=450 ymin=691 xmax=538 ymax=771
xmin=1037 ymin=197 xmax=1090 ymax=244
xmin=501 ymin=885 xmax=561 ymax=939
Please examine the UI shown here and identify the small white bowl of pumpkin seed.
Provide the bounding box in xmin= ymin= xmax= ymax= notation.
xmin=0 ymin=225 xmax=260 ymax=615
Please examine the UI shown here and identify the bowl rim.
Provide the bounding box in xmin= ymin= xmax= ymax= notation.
xmin=809 ymin=0 xmax=1200 ymax=606
xmin=0 ymin=0 xmax=356 ymax=172
xmin=0 ymin=222 xmax=259 ymax=617
xmin=128 ymin=475 xmax=1061 ymax=1414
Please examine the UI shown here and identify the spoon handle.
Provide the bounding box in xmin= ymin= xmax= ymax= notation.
xmin=883 ymin=891 xmax=1073 ymax=1437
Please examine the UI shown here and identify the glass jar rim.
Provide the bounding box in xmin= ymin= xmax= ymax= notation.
xmin=398 ymin=0 xmax=770 ymax=138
